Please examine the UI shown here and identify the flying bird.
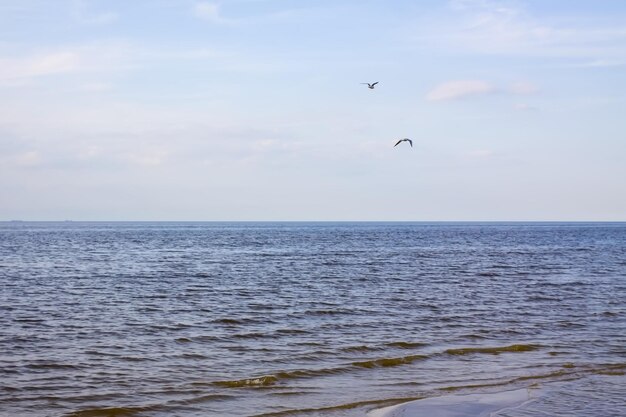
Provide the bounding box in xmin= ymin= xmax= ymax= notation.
xmin=394 ymin=138 xmax=413 ymax=147
xmin=361 ymin=82 xmax=378 ymax=89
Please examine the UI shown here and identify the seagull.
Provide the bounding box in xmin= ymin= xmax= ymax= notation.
xmin=394 ymin=138 xmax=413 ymax=147
xmin=361 ymin=82 xmax=378 ymax=89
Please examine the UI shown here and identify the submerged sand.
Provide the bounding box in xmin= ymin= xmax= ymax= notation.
xmin=368 ymin=388 xmax=532 ymax=417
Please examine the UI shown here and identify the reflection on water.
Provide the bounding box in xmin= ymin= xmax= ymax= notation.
xmin=1 ymin=222 xmax=625 ymax=416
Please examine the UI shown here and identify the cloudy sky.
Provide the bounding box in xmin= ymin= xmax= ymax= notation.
xmin=1 ymin=0 xmax=625 ymax=221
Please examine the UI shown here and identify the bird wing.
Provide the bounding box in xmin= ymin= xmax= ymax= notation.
xmin=394 ymin=140 xmax=402 ymax=147
xmin=372 ymin=82 xmax=378 ymax=86
xmin=407 ymin=139 xmax=413 ymax=147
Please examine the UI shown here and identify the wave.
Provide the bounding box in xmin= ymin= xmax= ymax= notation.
xmin=26 ymin=362 xmax=82 ymax=370
xmin=385 ymin=341 xmax=427 ymax=349
xmin=232 ymin=332 xmax=271 ymax=339
xmin=339 ymin=341 xmax=426 ymax=353
xmin=65 ymin=405 xmax=159 ymax=417
xmin=251 ymin=396 xmax=424 ymax=417
xmin=304 ymin=309 xmax=356 ymax=316
xmin=212 ymin=343 xmax=544 ymax=389
xmin=214 ymin=375 xmax=280 ymax=388
xmin=175 ymin=393 xmax=235 ymax=404
xmin=212 ymin=318 xmax=247 ymax=325
xmin=459 ymin=333 xmax=489 ymax=340
xmin=275 ymin=328 xmax=312 ymax=335
xmin=477 ymin=272 xmax=501 ymax=277
xmin=352 ymin=354 xmax=428 ymax=368
xmin=439 ymin=363 xmax=626 ymax=392
xmin=445 ymin=344 xmax=540 ymax=355
xmin=340 ymin=345 xmax=381 ymax=352
xmin=253 ymin=365 xmax=624 ymax=416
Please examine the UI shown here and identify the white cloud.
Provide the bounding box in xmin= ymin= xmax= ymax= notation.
xmin=0 ymin=52 xmax=80 ymax=82
xmin=427 ymin=80 xmax=495 ymax=101
xmin=14 ymin=151 xmax=42 ymax=167
xmin=71 ymin=0 xmax=118 ymax=25
xmin=0 ymin=42 xmax=136 ymax=86
xmin=575 ymin=59 xmax=625 ymax=68
xmin=513 ymin=103 xmax=539 ymax=112
xmin=509 ymin=81 xmax=538 ymax=95
xmin=426 ymin=79 xmax=539 ymax=101
xmin=415 ymin=0 xmax=626 ymax=60
xmin=79 ymin=82 xmax=113 ymax=92
xmin=467 ymin=149 xmax=494 ymax=158
xmin=194 ymin=2 xmax=222 ymax=23
xmin=124 ymin=149 xmax=169 ymax=167
xmin=191 ymin=1 xmax=305 ymax=26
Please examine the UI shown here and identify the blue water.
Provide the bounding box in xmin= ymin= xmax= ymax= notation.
xmin=1 ymin=222 xmax=625 ymax=416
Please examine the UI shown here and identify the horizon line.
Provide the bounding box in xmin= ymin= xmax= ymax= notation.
xmin=2 ymin=220 xmax=626 ymax=223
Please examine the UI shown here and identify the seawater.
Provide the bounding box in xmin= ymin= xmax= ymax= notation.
xmin=1 ymin=222 xmax=624 ymax=417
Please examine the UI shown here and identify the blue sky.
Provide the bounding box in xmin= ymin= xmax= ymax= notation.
xmin=1 ymin=0 xmax=625 ymax=220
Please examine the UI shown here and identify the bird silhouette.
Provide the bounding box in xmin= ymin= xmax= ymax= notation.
xmin=394 ymin=138 xmax=413 ymax=147
xmin=361 ymin=82 xmax=378 ymax=89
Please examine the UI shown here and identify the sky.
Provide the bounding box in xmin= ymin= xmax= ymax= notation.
xmin=1 ymin=0 xmax=625 ymax=221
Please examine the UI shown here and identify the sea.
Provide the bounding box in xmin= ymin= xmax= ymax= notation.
xmin=1 ymin=222 xmax=624 ymax=417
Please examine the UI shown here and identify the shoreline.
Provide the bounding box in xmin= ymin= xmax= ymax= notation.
xmin=368 ymin=388 xmax=534 ymax=417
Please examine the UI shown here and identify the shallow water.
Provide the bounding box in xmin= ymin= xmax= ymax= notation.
xmin=1 ymin=222 xmax=625 ymax=416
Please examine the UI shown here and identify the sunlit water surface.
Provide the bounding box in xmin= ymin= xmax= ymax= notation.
xmin=1 ymin=222 xmax=624 ymax=416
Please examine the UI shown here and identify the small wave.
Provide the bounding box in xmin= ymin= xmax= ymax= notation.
xmin=445 ymin=344 xmax=540 ymax=356
xmin=557 ymin=321 xmax=585 ymax=328
xmin=213 ymin=366 xmax=355 ymax=389
xmin=212 ymin=318 xmax=246 ymax=325
xmin=193 ymin=335 xmax=224 ymax=342
xmin=178 ymin=353 xmax=209 ymax=359
xmin=352 ymin=354 xmax=428 ymax=368
xmin=596 ymin=369 xmax=625 ymax=376
xmin=65 ymin=406 xmax=157 ymax=417
xmin=268 ymin=391 xmax=312 ymax=397
xmin=527 ymin=295 xmax=563 ymax=302
xmin=209 ymin=344 xmax=558 ymax=390
xmin=251 ymin=396 xmax=424 ymax=417
xmin=177 ymin=393 xmax=234 ymax=404
xmin=214 ymin=375 xmax=279 ymax=388
xmin=385 ymin=341 xmax=426 ymax=349
xmin=593 ymin=363 xmax=626 ymax=376
xmin=515 ymin=369 xmax=569 ymax=381
xmin=275 ymin=328 xmax=311 ymax=335
xmin=509 ymin=363 xmax=624 ymax=383
xmin=274 ymin=367 xmax=351 ymax=379
xmin=438 ymin=368 xmax=580 ymax=393
xmin=305 ymin=309 xmax=353 ymax=316
xmin=26 ymin=362 xmax=81 ymax=370
xmin=119 ymin=356 xmax=152 ymax=362
xmin=14 ymin=318 xmax=46 ymax=324
xmin=248 ymin=303 xmax=277 ymax=311
xmin=292 ymin=350 xmax=334 ymax=360
xmin=340 ymin=345 xmax=380 ymax=352
xmin=232 ymin=332 xmax=269 ymax=339
xmin=459 ymin=333 xmax=488 ymax=340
